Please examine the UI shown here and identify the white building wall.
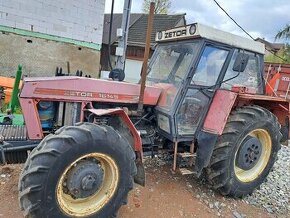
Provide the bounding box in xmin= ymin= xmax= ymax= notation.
xmin=124 ymin=59 xmax=142 ymax=83
xmin=0 ymin=0 xmax=105 ymax=44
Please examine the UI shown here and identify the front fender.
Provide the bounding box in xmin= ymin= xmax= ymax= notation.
xmin=195 ymin=90 xmax=237 ymax=176
xmin=87 ymin=108 xmax=145 ymax=186
xmin=195 ymin=130 xmax=218 ymax=176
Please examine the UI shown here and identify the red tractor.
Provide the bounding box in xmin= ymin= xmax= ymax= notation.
xmin=3 ymin=23 xmax=290 ymax=217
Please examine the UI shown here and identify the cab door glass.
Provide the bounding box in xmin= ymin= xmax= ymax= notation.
xmin=191 ymin=46 xmax=229 ymax=86
xmin=177 ymin=89 xmax=209 ymax=135
xmin=221 ymin=50 xmax=260 ymax=91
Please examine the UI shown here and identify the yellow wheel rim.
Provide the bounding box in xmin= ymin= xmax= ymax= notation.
xmin=56 ymin=153 xmax=119 ymax=217
xmin=234 ymin=129 xmax=272 ymax=183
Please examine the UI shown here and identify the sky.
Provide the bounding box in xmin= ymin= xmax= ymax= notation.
xmin=104 ymin=0 xmax=290 ymax=43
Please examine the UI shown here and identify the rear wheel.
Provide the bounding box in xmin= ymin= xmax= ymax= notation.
xmin=206 ymin=106 xmax=281 ymax=197
xmin=19 ymin=123 xmax=136 ymax=217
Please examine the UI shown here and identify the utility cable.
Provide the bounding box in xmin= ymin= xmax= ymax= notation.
xmin=212 ymin=0 xmax=287 ymax=62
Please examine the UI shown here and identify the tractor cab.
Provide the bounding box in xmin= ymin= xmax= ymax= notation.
xmin=147 ymin=23 xmax=265 ymax=142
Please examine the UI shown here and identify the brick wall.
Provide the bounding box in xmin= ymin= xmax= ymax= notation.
xmin=0 ymin=0 xmax=105 ymax=44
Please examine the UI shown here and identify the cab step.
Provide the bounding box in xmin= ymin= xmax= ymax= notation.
xmin=178 ymin=152 xmax=196 ymax=158
xmin=179 ymin=168 xmax=195 ymax=175
xmin=173 ymin=142 xmax=196 ymax=174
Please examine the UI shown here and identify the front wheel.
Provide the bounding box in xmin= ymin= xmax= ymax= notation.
xmin=19 ymin=123 xmax=137 ymax=217
xmin=206 ymin=106 xmax=281 ymax=198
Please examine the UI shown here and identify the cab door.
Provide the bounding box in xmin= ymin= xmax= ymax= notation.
xmin=175 ymin=44 xmax=231 ymax=140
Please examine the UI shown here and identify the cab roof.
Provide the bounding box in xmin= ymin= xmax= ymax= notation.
xmin=155 ymin=23 xmax=265 ymax=54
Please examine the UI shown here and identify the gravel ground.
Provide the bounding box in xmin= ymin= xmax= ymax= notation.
xmin=0 ymin=163 xmax=273 ymax=218
xmin=0 ymin=144 xmax=289 ymax=217
xmin=244 ymin=144 xmax=290 ymax=215
xmin=151 ymin=144 xmax=290 ymax=217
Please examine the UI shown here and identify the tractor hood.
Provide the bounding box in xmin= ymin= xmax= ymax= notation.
xmin=20 ymin=76 xmax=162 ymax=105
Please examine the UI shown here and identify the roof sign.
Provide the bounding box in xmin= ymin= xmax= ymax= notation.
xmin=156 ymin=25 xmax=196 ymax=42
xmin=155 ymin=23 xmax=265 ymax=54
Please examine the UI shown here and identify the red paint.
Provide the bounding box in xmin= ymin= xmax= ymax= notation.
xmin=264 ymin=63 xmax=290 ymax=99
xmin=87 ymin=108 xmax=143 ymax=155
xmin=34 ymin=88 xmax=140 ymax=102
xmin=265 ymin=72 xmax=281 ymax=95
xmin=19 ymin=98 xmax=43 ymax=140
xmin=20 ymin=77 xmax=161 ymax=105
xmin=203 ymin=90 xmax=237 ymax=135
xmin=19 ymin=77 xmax=161 ymax=141
xmin=238 ymin=93 xmax=288 ymax=102
xmin=237 ymin=93 xmax=290 ymax=136
xmin=231 ymin=86 xmax=257 ymax=94
xmin=153 ymin=83 xmax=178 ymax=109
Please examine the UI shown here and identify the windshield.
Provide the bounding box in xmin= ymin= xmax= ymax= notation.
xmin=147 ymin=42 xmax=199 ymax=85
xmin=146 ymin=42 xmax=199 ymax=111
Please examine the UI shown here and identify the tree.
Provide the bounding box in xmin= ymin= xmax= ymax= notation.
xmin=275 ymin=24 xmax=290 ymax=40
xmin=272 ymin=23 xmax=290 ymax=64
xmin=264 ymin=46 xmax=290 ymax=64
xmin=142 ymin=0 xmax=171 ymax=14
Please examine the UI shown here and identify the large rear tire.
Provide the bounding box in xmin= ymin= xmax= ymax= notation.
xmin=18 ymin=123 xmax=137 ymax=217
xmin=206 ymin=106 xmax=281 ymax=198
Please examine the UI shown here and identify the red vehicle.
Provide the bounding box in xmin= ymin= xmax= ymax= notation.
xmin=2 ymin=23 xmax=290 ymax=217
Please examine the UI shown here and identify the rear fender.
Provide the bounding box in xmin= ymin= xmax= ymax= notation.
xmin=202 ymin=90 xmax=238 ymax=135
xmin=87 ymin=108 xmax=145 ymax=186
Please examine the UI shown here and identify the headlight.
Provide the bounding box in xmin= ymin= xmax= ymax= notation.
xmin=157 ymin=114 xmax=170 ymax=133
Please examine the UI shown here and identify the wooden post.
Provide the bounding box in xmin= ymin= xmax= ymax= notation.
xmin=137 ymin=2 xmax=155 ymax=113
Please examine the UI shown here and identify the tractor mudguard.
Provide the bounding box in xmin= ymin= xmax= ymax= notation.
xmin=87 ymin=108 xmax=145 ymax=186
xmin=195 ymin=130 xmax=218 ymax=176
xmin=203 ymin=90 xmax=238 ymax=135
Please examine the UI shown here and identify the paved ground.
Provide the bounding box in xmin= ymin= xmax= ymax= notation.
xmin=1 ymin=161 xmax=286 ymax=218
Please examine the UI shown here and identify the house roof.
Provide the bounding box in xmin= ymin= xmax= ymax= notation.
xmin=127 ymin=14 xmax=185 ymax=46
xmin=255 ymin=38 xmax=284 ymax=52
xmin=103 ymin=13 xmax=142 ymax=45
xmin=102 ymin=13 xmax=185 ymax=46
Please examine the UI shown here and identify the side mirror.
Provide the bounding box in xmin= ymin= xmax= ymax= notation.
xmin=232 ymin=53 xmax=249 ymax=72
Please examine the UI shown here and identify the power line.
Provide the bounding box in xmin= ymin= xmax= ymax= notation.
xmin=212 ymin=0 xmax=254 ymax=40
xmin=212 ymin=0 xmax=287 ymax=62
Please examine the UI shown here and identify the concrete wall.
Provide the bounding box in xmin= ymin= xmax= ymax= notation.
xmin=0 ymin=32 xmax=100 ymax=78
xmin=0 ymin=0 xmax=105 ymax=78
xmin=0 ymin=0 xmax=105 ymax=44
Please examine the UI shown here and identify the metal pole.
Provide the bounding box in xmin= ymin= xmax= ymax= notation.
xmin=137 ymin=2 xmax=155 ymax=113
xmin=173 ymin=141 xmax=178 ymax=171
xmin=115 ymin=0 xmax=132 ymax=71
xmin=9 ymin=65 xmax=22 ymax=114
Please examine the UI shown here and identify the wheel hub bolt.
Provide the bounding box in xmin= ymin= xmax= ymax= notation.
xmin=82 ymin=175 xmax=96 ymax=191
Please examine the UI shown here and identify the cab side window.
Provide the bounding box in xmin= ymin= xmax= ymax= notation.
xmin=191 ymin=46 xmax=229 ymax=86
xmin=222 ymin=50 xmax=260 ymax=91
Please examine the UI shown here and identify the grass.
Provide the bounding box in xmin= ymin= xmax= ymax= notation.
xmin=0 ymin=113 xmax=24 ymax=125
xmin=0 ymin=101 xmax=24 ymax=125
